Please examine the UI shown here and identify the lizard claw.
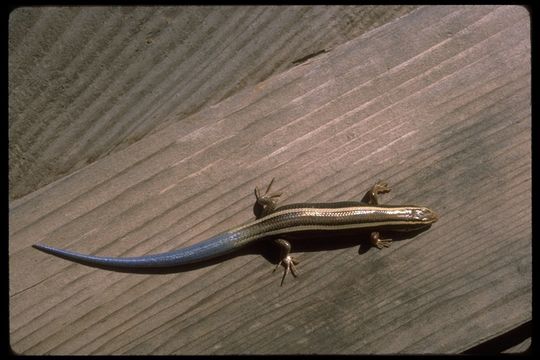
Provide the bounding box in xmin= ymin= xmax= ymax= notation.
xmin=273 ymin=255 xmax=299 ymax=286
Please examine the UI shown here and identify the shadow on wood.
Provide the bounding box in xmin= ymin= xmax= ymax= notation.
xmin=462 ymin=321 xmax=531 ymax=354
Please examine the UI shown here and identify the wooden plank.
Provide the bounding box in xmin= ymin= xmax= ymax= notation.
xmin=503 ymin=338 xmax=531 ymax=354
xmin=9 ymin=5 xmax=530 ymax=354
xmin=8 ymin=5 xmax=417 ymax=200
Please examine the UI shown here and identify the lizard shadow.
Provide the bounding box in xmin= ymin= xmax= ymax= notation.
xmin=56 ymin=226 xmax=431 ymax=275
xmin=261 ymin=226 xmax=431 ymax=260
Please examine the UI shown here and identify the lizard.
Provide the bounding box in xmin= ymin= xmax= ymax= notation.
xmin=33 ymin=179 xmax=438 ymax=285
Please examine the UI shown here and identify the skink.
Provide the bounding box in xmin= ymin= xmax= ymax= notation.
xmin=33 ymin=179 xmax=438 ymax=285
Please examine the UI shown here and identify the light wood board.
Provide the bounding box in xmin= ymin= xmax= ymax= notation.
xmin=9 ymin=5 xmax=531 ymax=354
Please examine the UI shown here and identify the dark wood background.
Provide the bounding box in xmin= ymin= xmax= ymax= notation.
xmin=9 ymin=6 xmax=530 ymax=354
xmin=9 ymin=5 xmax=417 ymax=201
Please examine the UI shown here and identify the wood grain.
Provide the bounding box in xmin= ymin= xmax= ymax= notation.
xmin=8 ymin=5 xmax=417 ymax=200
xmin=9 ymin=5 xmax=530 ymax=354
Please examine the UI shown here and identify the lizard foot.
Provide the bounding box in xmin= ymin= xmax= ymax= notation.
xmin=370 ymin=231 xmax=392 ymax=249
xmin=254 ymin=178 xmax=283 ymax=218
xmin=373 ymin=180 xmax=391 ymax=195
xmin=363 ymin=180 xmax=392 ymax=205
xmin=273 ymin=255 xmax=299 ymax=286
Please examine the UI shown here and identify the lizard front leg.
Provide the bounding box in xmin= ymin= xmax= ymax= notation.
xmin=363 ymin=180 xmax=393 ymax=249
xmin=363 ymin=179 xmax=391 ymax=205
xmin=370 ymin=231 xmax=392 ymax=249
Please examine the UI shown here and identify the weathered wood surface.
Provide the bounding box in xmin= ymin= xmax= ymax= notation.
xmin=8 ymin=5 xmax=417 ymax=200
xmin=9 ymin=5 xmax=531 ymax=354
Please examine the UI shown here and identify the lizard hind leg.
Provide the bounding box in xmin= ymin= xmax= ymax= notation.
xmin=253 ymin=178 xmax=283 ymax=219
xmin=272 ymin=239 xmax=299 ymax=286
